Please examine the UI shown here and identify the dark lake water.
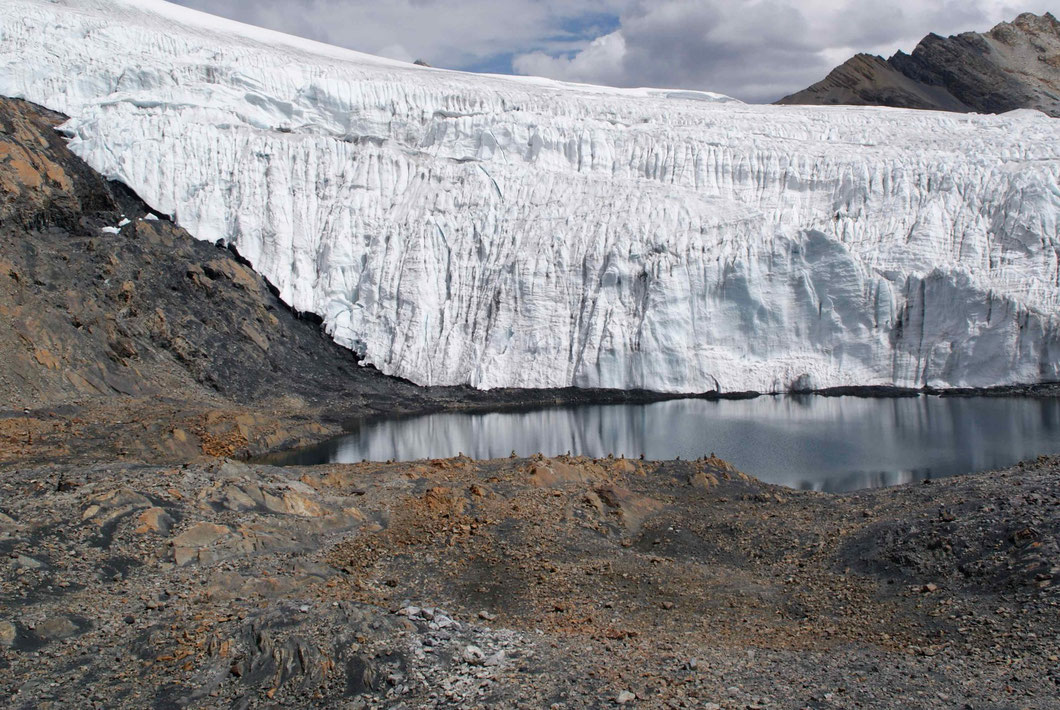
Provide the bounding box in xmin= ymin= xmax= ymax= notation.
xmin=265 ymin=396 xmax=1060 ymax=492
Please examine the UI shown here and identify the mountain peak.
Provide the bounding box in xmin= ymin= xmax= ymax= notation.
xmin=778 ymin=11 xmax=1060 ymax=116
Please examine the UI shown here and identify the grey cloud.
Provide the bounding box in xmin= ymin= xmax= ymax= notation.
xmin=620 ymin=0 xmax=824 ymax=98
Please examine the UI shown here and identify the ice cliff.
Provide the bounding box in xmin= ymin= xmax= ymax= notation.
xmin=2 ymin=0 xmax=1059 ymax=392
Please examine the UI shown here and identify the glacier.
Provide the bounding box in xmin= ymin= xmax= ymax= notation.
xmin=1 ymin=0 xmax=1059 ymax=393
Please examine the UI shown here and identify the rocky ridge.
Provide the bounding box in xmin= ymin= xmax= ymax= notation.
xmin=778 ymin=12 xmax=1060 ymax=116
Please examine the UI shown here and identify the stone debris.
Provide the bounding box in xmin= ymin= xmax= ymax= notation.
xmin=1 ymin=452 xmax=1056 ymax=708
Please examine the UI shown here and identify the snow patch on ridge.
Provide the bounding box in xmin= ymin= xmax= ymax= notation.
xmin=1 ymin=0 xmax=1059 ymax=392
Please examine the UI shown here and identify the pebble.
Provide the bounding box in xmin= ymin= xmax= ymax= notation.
xmin=617 ymin=690 xmax=636 ymax=704
xmin=39 ymin=617 xmax=77 ymax=639
xmin=432 ymin=614 xmax=456 ymax=629
xmin=462 ymin=645 xmax=485 ymax=665
xmin=20 ymin=555 xmax=51 ymax=574
xmin=0 ymin=620 xmax=17 ymax=646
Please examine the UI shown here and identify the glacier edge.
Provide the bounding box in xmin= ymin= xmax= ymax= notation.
xmin=2 ymin=0 xmax=1059 ymax=393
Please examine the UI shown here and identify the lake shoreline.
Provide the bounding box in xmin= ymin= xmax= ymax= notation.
xmin=258 ymin=391 xmax=1060 ymax=493
xmin=329 ymin=380 xmax=1060 ymax=446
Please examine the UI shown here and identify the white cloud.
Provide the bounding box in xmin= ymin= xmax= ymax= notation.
xmin=514 ymin=32 xmax=629 ymax=87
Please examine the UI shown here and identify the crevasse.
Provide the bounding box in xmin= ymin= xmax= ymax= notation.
xmin=2 ymin=0 xmax=1059 ymax=392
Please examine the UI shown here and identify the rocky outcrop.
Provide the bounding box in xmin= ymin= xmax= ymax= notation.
xmin=779 ymin=12 xmax=1060 ymax=117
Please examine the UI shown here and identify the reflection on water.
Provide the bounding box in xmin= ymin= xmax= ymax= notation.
xmin=266 ymin=396 xmax=1060 ymax=492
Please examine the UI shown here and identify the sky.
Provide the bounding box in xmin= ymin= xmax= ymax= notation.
xmin=171 ymin=0 xmax=1059 ymax=103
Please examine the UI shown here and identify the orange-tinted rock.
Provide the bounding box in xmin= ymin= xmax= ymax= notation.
xmin=135 ymin=506 xmax=174 ymax=534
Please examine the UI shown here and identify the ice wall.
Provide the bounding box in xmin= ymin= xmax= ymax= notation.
xmin=2 ymin=0 xmax=1058 ymax=392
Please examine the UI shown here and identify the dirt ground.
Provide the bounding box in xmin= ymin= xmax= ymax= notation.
xmin=1 ymin=441 xmax=1057 ymax=708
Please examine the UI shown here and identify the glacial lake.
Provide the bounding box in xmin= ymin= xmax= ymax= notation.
xmin=266 ymin=395 xmax=1060 ymax=492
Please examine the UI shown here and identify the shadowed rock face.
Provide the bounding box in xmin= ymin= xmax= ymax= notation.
xmin=778 ymin=12 xmax=1060 ymax=117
